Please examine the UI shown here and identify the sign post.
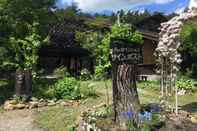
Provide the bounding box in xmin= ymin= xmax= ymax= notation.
xmin=110 ymin=38 xmax=142 ymax=129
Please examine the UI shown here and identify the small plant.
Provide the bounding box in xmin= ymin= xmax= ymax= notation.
xmin=12 ymin=95 xmax=29 ymax=103
xmin=53 ymin=66 xmax=70 ymax=78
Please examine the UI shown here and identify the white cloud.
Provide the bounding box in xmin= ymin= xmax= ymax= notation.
xmin=189 ymin=0 xmax=197 ymax=9
xmin=61 ymin=0 xmax=176 ymax=12
xmin=74 ymin=0 xmax=150 ymax=12
xmin=155 ymin=0 xmax=174 ymax=4
xmin=175 ymin=7 xmax=186 ymax=14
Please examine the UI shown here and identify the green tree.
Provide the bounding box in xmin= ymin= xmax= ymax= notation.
xmin=180 ymin=21 xmax=197 ymax=76
xmin=9 ymin=22 xmax=41 ymax=70
xmin=0 ymin=0 xmax=57 ymax=97
xmin=0 ymin=0 xmax=56 ymax=69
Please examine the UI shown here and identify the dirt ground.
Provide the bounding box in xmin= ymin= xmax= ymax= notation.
xmin=0 ymin=110 xmax=48 ymax=131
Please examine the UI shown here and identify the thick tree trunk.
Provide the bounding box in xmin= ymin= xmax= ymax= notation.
xmin=24 ymin=69 xmax=32 ymax=97
xmin=15 ymin=69 xmax=25 ymax=96
xmin=15 ymin=69 xmax=32 ymax=98
xmin=113 ymin=64 xmax=140 ymax=130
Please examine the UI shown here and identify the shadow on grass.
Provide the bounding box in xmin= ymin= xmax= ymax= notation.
xmin=0 ymin=79 xmax=15 ymax=105
xmin=181 ymin=102 xmax=197 ymax=113
xmin=32 ymin=77 xmax=58 ymax=99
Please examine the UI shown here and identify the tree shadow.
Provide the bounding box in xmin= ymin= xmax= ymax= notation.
xmin=0 ymin=77 xmax=58 ymax=105
xmin=0 ymin=79 xmax=15 ymax=105
xmin=32 ymin=77 xmax=58 ymax=99
xmin=181 ymin=102 xmax=197 ymax=113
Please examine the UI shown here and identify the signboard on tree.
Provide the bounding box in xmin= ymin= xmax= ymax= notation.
xmin=110 ymin=38 xmax=142 ymax=129
xmin=110 ymin=39 xmax=143 ymax=64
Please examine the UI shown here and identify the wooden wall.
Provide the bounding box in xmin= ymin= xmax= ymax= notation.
xmin=142 ymin=39 xmax=157 ymax=65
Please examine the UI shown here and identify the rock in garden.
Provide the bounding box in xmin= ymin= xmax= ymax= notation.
xmin=4 ymin=103 xmax=15 ymax=110
xmin=29 ymin=101 xmax=39 ymax=109
xmin=38 ymin=102 xmax=48 ymax=107
xmin=47 ymin=101 xmax=56 ymax=106
xmin=39 ymin=98 xmax=45 ymax=102
xmin=191 ymin=117 xmax=197 ymax=124
xmin=31 ymin=97 xmax=39 ymax=102
xmin=4 ymin=100 xmax=17 ymax=105
xmin=179 ymin=110 xmax=190 ymax=117
xmin=15 ymin=103 xmax=26 ymax=109
xmin=60 ymin=101 xmax=71 ymax=106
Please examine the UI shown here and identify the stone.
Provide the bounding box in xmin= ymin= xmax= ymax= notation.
xmin=4 ymin=103 xmax=15 ymax=110
xmin=60 ymin=101 xmax=71 ymax=106
xmin=47 ymin=101 xmax=56 ymax=106
xmin=38 ymin=102 xmax=48 ymax=107
xmin=39 ymin=98 xmax=45 ymax=102
xmin=15 ymin=103 xmax=26 ymax=109
xmin=191 ymin=117 xmax=197 ymax=123
xmin=56 ymin=100 xmax=64 ymax=104
xmin=4 ymin=100 xmax=17 ymax=105
xmin=31 ymin=97 xmax=39 ymax=102
xmin=29 ymin=101 xmax=39 ymax=109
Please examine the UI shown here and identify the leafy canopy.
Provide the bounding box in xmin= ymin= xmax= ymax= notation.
xmin=111 ymin=24 xmax=143 ymax=44
xmin=9 ymin=22 xmax=41 ymax=69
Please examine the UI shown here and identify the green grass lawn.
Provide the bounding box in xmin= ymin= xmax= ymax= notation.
xmin=33 ymin=80 xmax=197 ymax=131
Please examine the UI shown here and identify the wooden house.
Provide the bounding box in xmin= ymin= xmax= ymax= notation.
xmin=135 ymin=14 xmax=168 ymax=76
xmin=38 ymin=18 xmax=94 ymax=75
xmin=38 ymin=14 xmax=168 ymax=77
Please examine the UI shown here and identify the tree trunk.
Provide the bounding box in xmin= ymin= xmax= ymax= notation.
xmin=24 ymin=69 xmax=32 ymax=97
xmin=113 ymin=64 xmax=140 ymax=130
xmin=15 ymin=69 xmax=25 ymax=96
xmin=15 ymin=69 xmax=32 ymax=98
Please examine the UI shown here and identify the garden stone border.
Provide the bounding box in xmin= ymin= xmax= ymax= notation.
xmin=3 ymin=98 xmax=73 ymax=110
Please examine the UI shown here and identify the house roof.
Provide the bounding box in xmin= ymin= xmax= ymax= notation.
xmin=139 ymin=29 xmax=159 ymax=42
xmin=39 ymin=46 xmax=90 ymax=57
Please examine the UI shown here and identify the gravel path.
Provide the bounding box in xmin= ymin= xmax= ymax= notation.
xmin=0 ymin=110 xmax=48 ymax=131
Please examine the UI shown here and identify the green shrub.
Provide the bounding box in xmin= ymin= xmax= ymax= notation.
xmin=176 ymin=77 xmax=196 ymax=91
xmin=80 ymin=68 xmax=92 ymax=81
xmin=52 ymin=77 xmax=80 ymax=100
xmin=53 ymin=66 xmax=70 ymax=77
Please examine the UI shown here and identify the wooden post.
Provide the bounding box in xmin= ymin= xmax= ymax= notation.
xmin=110 ymin=39 xmax=142 ymax=130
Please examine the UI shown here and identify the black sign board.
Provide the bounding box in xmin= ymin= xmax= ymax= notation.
xmin=110 ymin=39 xmax=143 ymax=64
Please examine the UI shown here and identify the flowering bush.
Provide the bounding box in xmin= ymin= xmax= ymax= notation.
xmin=80 ymin=68 xmax=92 ymax=81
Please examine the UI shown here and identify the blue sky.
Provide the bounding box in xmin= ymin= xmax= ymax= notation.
xmin=56 ymin=0 xmax=191 ymax=15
